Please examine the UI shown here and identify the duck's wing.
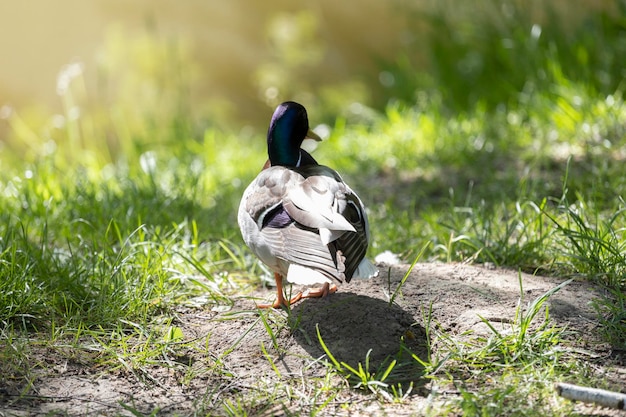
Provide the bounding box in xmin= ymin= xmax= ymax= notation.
xmin=238 ymin=165 xmax=373 ymax=283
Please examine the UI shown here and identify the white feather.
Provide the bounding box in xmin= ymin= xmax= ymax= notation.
xmin=352 ymin=258 xmax=379 ymax=279
xmin=286 ymin=264 xmax=332 ymax=286
xmin=318 ymin=227 xmax=351 ymax=245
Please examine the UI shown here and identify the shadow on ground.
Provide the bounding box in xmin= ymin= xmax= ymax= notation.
xmin=289 ymin=292 xmax=429 ymax=388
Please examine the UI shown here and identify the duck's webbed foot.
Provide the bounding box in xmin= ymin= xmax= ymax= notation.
xmin=301 ymin=282 xmax=337 ymax=299
xmin=256 ymin=273 xmax=304 ymax=309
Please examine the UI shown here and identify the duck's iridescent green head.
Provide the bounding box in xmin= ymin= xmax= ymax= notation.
xmin=267 ymin=101 xmax=321 ymax=167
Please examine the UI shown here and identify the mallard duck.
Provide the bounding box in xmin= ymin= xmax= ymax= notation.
xmin=238 ymin=101 xmax=378 ymax=308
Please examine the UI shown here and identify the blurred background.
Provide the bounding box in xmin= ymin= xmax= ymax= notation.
xmin=1 ymin=1 xmax=622 ymax=137
xmin=0 ymin=0 xmax=625 ymax=221
xmin=2 ymin=0 xmax=416 ymax=128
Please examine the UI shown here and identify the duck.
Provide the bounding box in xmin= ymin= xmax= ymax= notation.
xmin=238 ymin=101 xmax=378 ymax=308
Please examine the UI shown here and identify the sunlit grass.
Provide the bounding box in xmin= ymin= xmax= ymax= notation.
xmin=423 ymin=281 xmax=580 ymax=416
xmin=1 ymin=1 xmax=625 ymax=414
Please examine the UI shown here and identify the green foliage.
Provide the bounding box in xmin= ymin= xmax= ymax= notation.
xmin=420 ymin=278 xmax=579 ymax=416
xmin=592 ymin=286 xmax=626 ymax=347
xmin=1 ymin=1 xmax=625 ymax=415
xmin=475 ymin=277 xmax=570 ymax=369
xmin=545 ymin=168 xmax=626 ymax=289
xmin=381 ymin=0 xmax=626 ymax=113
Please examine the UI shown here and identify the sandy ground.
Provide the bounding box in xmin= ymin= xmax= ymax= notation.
xmin=1 ymin=262 xmax=625 ymax=416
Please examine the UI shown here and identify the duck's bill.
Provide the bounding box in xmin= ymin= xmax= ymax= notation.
xmin=306 ymin=128 xmax=322 ymax=141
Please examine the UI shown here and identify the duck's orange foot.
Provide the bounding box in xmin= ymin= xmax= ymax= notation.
xmin=256 ymin=272 xmax=304 ymax=309
xmin=256 ymin=274 xmax=338 ymax=309
xmin=256 ymin=291 xmax=303 ymax=309
xmin=302 ymin=282 xmax=338 ymax=299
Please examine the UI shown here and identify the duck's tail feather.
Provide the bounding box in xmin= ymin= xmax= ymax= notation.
xmin=352 ymin=257 xmax=378 ymax=280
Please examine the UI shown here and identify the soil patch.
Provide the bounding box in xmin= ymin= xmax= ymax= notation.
xmin=1 ymin=263 xmax=624 ymax=416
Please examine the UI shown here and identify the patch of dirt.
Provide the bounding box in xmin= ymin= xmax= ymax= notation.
xmin=1 ymin=263 xmax=625 ymax=416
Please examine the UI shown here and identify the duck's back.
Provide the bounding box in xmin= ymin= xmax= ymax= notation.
xmin=238 ymin=164 xmax=376 ymax=285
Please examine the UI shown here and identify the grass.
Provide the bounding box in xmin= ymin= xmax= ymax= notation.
xmin=1 ymin=1 xmax=626 ymax=415
xmin=413 ymin=277 xmax=584 ymax=416
xmin=315 ymin=323 xmax=403 ymax=398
